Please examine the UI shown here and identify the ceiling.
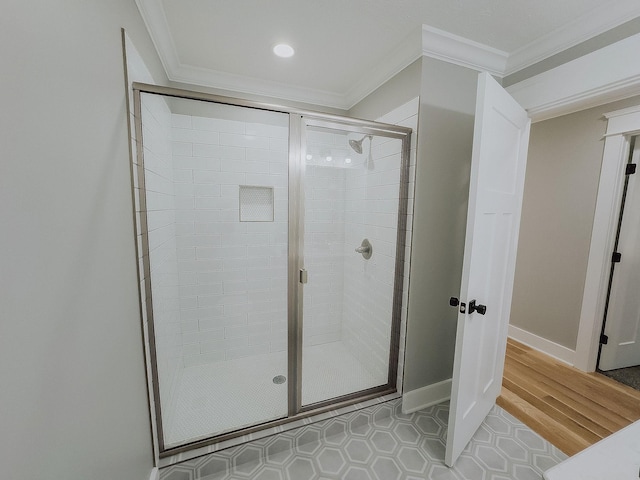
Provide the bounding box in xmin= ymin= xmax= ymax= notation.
xmin=136 ymin=0 xmax=640 ymax=109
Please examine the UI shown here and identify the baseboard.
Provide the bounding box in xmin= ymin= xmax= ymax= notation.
xmin=508 ymin=325 xmax=576 ymax=366
xmin=149 ymin=467 xmax=159 ymax=480
xmin=402 ymin=378 xmax=452 ymax=414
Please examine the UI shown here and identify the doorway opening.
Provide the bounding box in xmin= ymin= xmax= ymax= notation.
xmin=597 ymin=135 xmax=640 ymax=391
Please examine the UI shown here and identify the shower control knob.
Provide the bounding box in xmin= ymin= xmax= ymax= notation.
xmin=355 ymin=239 xmax=372 ymax=259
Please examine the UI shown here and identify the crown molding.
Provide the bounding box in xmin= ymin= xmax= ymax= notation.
xmin=134 ymin=0 xmax=181 ymax=75
xmin=344 ymin=27 xmax=423 ymax=108
xmin=505 ymin=0 xmax=640 ymax=75
xmin=506 ymin=33 xmax=640 ymax=122
xmin=135 ymin=0 xmax=640 ymax=111
xmin=420 ymin=25 xmax=509 ymax=77
xmin=169 ymin=63 xmax=349 ymax=109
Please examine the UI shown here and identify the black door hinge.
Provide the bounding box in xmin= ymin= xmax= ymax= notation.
xmin=626 ymin=163 xmax=637 ymax=175
xmin=612 ymin=252 xmax=622 ymax=263
xmin=600 ymin=334 xmax=609 ymax=345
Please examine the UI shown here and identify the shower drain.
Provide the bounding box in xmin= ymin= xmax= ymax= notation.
xmin=272 ymin=375 xmax=286 ymax=385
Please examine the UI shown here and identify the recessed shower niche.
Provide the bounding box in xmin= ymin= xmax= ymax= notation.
xmin=131 ymin=84 xmax=412 ymax=456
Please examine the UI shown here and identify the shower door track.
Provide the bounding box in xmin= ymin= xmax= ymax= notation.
xmin=130 ymin=83 xmax=412 ymax=459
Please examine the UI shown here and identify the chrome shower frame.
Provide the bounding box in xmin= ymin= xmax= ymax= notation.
xmin=130 ymin=82 xmax=412 ymax=460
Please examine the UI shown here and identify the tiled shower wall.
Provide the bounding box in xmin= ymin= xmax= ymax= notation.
xmin=169 ymin=109 xmax=290 ymax=367
xmin=302 ymin=130 xmax=350 ymax=346
xmin=302 ymin=110 xmax=416 ymax=381
xmin=140 ymin=94 xmax=181 ymax=412
xmin=341 ymin=137 xmax=402 ymax=381
xmin=140 ymin=96 xmax=417 ymax=385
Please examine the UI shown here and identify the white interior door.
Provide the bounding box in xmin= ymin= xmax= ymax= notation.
xmin=599 ymin=139 xmax=640 ymax=371
xmin=445 ymin=72 xmax=531 ymax=467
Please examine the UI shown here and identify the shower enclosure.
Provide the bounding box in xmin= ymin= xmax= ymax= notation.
xmin=131 ymin=84 xmax=411 ymax=455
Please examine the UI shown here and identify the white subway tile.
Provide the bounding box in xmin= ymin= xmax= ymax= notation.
xmin=225 ymin=322 xmax=269 ymax=339
xmin=196 ymin=246 xmax=247 ymax=259
xmin=175 ymin=223 xmax=195 ymax=236
xmin=174 ymin=155 xmax=221 ymax=171
xmin=178 ymin=259 xmax=223 ymax=273
xmin=180 ymin=320 xmax=198 ymax=333
xmin=225 ymin=344 xmax=269 ymax=360
xmin=269 ymin=163 xmax=288 ymax=176
xmin=220 ymin=159 xmax=270 ymax=174
xmin=220 ymin=145 xmax=246 ymax=161
xmin=193 ymin=170 xmax=245 ymax=185
xmin=269 ymin=138 xmax=288 ymax=152
xmin=183 ymin=351 xmax=225 ymax=367
xmin=174 ymin=195 xmax=194 ymax=210
xmin=245 ymin=173 xmax=287 ymax=187
xmin=173 ymin=128 xmax=219 ymax=145
xmin=199 ymin=314 xmax=247 ymax=330
xmin=172 ymin=141 xmax=192 ymax=156
xmin=198 ymin=292 xmax=247 ymax=307
xmin=219 ymin=133 xmax=270 ymax=150
xmin=223 ymin=280 xmax=248 ymax=294
xmin=176 ymin=235 xmax=221 ymax=248
xmin=179 ymin=296 xmax=198 ymax=309
xmin=201 ymin=336 xmax=247 ymax=355
xmin=193 ymin=143 xmax=222 ymax=158
xmin=193 ymin=184 xmax=222 ymax=198
xmin=222 ymin=257 xmax=269 ymax=270
xmin=195 ymin=222 xmax=246 ymax=234
xmin=246 ymin=123 xmax=288 ymax=139
xmin=197 ymin=270 xmax=246 ymax=284
xmin=177 ymin=247 xmax=196 ymax=261
xmin=173 ymin=169 xmax=193 ymax=183
xmin=219 ymin=233 xmax=270 ymax=246
xmin=171 ymin=114 xmax=192 ymax=129
xmin=246 ymin=148 xmax=286 ymax=163
xmin=248 ymin=311 xmax=282 ymax=324
xmin=179 ymin=284 xmax=223 ymax=297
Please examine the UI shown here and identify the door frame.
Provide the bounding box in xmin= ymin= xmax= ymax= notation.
xmin=575 ymin=106 xmax=640 ymax=371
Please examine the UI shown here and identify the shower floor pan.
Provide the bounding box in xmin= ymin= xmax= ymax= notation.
xmin=163 ymin=340 xmax=385 ymax=448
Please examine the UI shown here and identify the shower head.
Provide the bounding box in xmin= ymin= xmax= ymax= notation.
xmin=348 ymin=135 xmax=372 ymax=154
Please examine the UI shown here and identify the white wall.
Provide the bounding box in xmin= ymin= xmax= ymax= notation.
xmin=0 ymin=1 xmax=167 ymax=479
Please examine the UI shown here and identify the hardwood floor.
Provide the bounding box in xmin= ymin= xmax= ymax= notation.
xmin=498 ymin=338 xmax=640 ymax=456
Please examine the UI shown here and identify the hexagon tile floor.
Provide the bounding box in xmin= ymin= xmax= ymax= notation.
xmin=160 ymin=399 xmax=566 ymax=480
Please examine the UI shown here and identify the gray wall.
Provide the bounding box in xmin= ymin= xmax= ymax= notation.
xmin=349 ymin=59 xmax=422 ymax=121
xmin=0 ymin=1 xmax=166 ymax=479
xmin=511 ymin=94 xmax=640 ymax=350
xmin=404 ymin=58 xmax=477 ymax=391
xmin=351 ymin=57 xmax=478 ymax=392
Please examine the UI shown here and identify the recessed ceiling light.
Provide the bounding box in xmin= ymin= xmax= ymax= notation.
xmin=326 ymin=156 xmax=332 ymax=162
xmin=345 ymin=158 xmax=352 ymax=164
xmin=273 ymin=44 xmax=295 ymax=58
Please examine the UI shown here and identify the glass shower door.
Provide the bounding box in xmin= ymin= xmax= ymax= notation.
xmin=138 ymin=92 xmax=290 ymax=450
xmin=300 ymin=120 xmax=405 ymax=407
